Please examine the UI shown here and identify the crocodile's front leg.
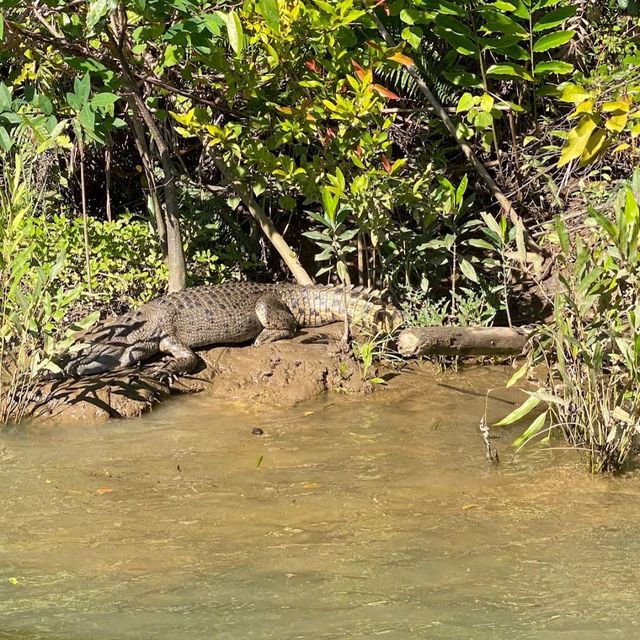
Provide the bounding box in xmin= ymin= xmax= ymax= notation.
xmin=158 ymin=336 xmax=200 ymax=374
xmin=253 ymin=295 xmax=297 ymax=345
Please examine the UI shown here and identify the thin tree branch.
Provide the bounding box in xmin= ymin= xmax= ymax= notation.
xmin=208 ymin=156 xmax=313 ymax=285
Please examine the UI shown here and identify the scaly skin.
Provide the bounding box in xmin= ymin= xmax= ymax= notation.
xmin=60 ymin=282 xmax=403 ymax=377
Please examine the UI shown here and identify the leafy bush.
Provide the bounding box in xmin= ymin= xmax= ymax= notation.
xmin=15 ymin=194 xmax=258 ymax=318
xmin=0 ymin=153 xmax=92 ymax=424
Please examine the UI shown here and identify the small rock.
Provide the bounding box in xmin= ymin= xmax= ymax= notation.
xmin=251 ymin=427 xmax=264 ymax=436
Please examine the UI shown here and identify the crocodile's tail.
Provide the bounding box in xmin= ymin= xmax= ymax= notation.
xmin=282 ymin=284 xmax=404 ymax=331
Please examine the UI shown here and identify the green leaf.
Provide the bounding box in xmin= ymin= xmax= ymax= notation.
xmin=513 ymin=411 xmax=548 ymax=449
xmin=506 ymin=360 xmax=529 ymax=388
xmin=587 ymin=206 xmax=618 ymax=243
xmin=303 ymin=230 xmax=331 ymax=242
xmin=435 ymin=14 xmax=475 ymax=39
xmin=459 ymin=257 xmax=479 ymax=283
xmin=499 ymin=44 xmax=529 ymax=61
xmin=163 ymin=44 xmax=179 ymax=68
xmin=69 ymin=311 xmax=100 ymax=332
xmin=554 ymin=216 xmax=570 ymax=255
xmin=0 ymin=82 xmax=11 ymax=110
xmin=434 ymin=26 xmax=476 ymax=55
xmin=467 ymin=238 xmax=495 ymax=250
xmin=401 ymin=26 xmax=423 ymax=49
xmin=511 ymin=0 xmax=531 ymax=18
xmin=442 ymin=69 xmax=483 ymax=88
xmin=486 ymin=62 xmax=533 ymax=81
xmin=0 ymin=125 xmax=12 ymax=151
xmin=481 ymin=10 xmax=528 ymax=38
xmin=474 ymin=110 xmax=493 ymax=129
xmin=456 ymin=92 xmax=475 ymax=113
xmin=202 ymin=13 xmax=224 ymax=36
xmin=400 ymin=8 xmax=422 ymax=25
xmin=493 ymin=394 xmax=541 ymax=426
xmin=86 ymin=0 xmax=116 ymax=31
xmin=66 ymin=92 xmax=81 ymax=111
xmin=74 ymin=73 xmax=91 ymax=104
xmin=224 ymin=10 xmax=244 ymax=55
xmin=579 ymin=128 xmax=608 ymax=166
xmin=532 ymin=30 xmax=575 ymax=52
xmin=78 ymin=104 xmax=95 ymax=133
xmin=258 ymin=0 xmax=280 ymax=32
xmin=532 ymin=4 xmax=577 ymax=31
xmin=456 ymin=174 xmax=468 ymax=202
xmin=481 ymin=211 xmax=503 ymax=238
xmin=90 ymin=92 xmax=119 ymax=109
xmin=534 ymin=60 xmax=573 ymax=76
xmin=559 ymin=83 xmax=592 ymax=104
xmin=0 ymin=12 xmax=4 ymax=43
xmin=36 ymin=119 xmax=67 ymax=153
xmin=533 ymin=0 xmax=565 ymax=9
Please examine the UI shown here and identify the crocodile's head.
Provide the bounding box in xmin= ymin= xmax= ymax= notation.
xmin=65 ymin=344 xmax=129 ymax=377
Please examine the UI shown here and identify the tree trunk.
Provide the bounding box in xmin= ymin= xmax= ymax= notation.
xmin=397 ymin=326 xmax=532 ymax=358
xmin=130 ymin=113 xmax=168 ymax=258
xmin=126 ymin=91 xmax=186 ymax=291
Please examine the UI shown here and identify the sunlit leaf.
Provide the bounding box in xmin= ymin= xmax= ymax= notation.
xmin=532 ymin=5 xmax=577 ymax=31
xmin=224 ymin=10 xmax=244 ymax=55
xmin=486 ymin=62 xmax=533 ymax=81
xmin=513 ymin=411 xmax=548 ymax=449
xmin=258 ymin=0 xmax=280 ymax=31
xmin=493 ymin=395 xmax=540 ymax=426
xmin=557 ymin=116 xmax=598 ymax=167
xmin=506 ymin=360 xmax=529 ymax=388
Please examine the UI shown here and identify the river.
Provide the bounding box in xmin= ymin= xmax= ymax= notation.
xmin=1 ymin=366 xmax=639 ymax=639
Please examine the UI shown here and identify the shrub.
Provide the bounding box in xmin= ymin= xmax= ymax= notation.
xmin=0 ymin=153 xmax=91 ymax=424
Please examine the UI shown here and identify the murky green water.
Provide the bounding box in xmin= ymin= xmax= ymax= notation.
xmin=1 ymin=366 xmax=639 ymax=639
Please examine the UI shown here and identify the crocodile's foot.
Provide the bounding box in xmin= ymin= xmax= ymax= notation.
xmin=147 ymin=363 xmax=179 ymax=387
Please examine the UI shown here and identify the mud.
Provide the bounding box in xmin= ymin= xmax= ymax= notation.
xmin=30 ymin=324 xmax=386 ymax=425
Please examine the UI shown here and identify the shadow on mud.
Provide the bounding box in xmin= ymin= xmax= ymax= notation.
xmin=27 ymin=360 xmax=208 ymax=421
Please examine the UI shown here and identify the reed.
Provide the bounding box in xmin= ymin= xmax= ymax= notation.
xmin=493 ymin=173 xmax=640 ymax=473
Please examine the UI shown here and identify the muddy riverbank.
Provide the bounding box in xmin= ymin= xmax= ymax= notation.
xmin=31 ymin=324 xmax=397 ymax=424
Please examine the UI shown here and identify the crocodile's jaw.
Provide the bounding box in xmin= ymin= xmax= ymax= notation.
xmin=66 ymin=345 xmax=129 ymax=377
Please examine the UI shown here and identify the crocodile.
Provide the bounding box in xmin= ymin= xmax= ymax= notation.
xmin=57 ymin=282 xmax=403 ymax=378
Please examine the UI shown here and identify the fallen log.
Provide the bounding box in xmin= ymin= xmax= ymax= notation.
xmin=397 ymin=326 xmax=532 ymax=358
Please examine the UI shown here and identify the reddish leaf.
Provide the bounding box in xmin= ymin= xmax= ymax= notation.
xmin=366 ymin=40 xmax=383 ymax=52
xmin=371 ymin=84 xmax=400 ymax=100
xmin=388 ymin=52 xmax=414 ymax=67
xmin=380 ymin=154 xmax=392 ymax=174
xmin=351 ymin=59 xmax=366 ymax=81
xmin=305 ymin=59 xmax=320 ymax=73
xmin=355 ymin=144 xmax=363 ymax=158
